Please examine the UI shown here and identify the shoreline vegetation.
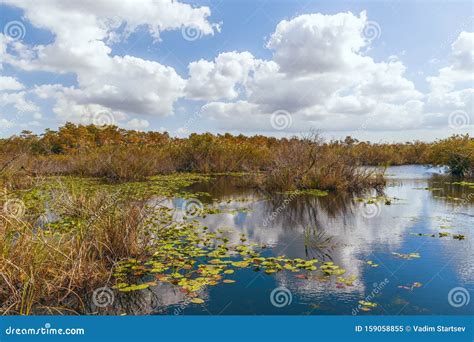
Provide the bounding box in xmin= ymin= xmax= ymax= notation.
xmin=1 ymin=124 xmax=472 ymax=186
xmin=0 ymin=124 xmax=472 ymax=314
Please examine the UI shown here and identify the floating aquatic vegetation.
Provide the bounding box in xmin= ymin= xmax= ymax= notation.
xmin=413 ymin=187 xmax=443 ymax=191
xmin=401 ymin=282 xmax=422 ymax=291
xmin=433 ymin=195 xmax=463 ymax=201
xmin=358 ymin=300 xmax=377 ymax=311
xmin=367 ymin=260 xmax=379 ymax=267
xmin=450 ymin=181 xmax=474 ymax=189
xmin=227 ymin=208 xmax=253 ymax=214
xmin=114 ymin=282 xmax=156 ymax=292
xmin=398 ymin=282 xmax=422 ymax=291
xmin=409 ymin=233 xmax=435 ymax=237
xmin=408 ymin=232 xmax=455 ymax=238
xmin=19 ymin=174 xmax=215 ymax=218
xmin=336 ymin=275 xmax=357 ymax=287
xmin=392 ymin=252 xmax=421 ymax=260
xmin=209 ymin=172 xmax=253 ymax=178
xmin=356 ymin=196 xmax=398 ymax=206
xmin=453 ymin=234 xmax=465 ymax=240
xmin=190 ymin=298 xmax=205 ymax=304
xmin=439 ymin=225 xmax=453 ymax=229
xmin=112 ymin=208 xmax=348 ymax=305
xmin=182 ymin=204 xmax=253 ymax=219
xmin=281 ymin=189 xmax=329 ymax=197
xmin=320 ymin=261 xmax=345 ymax=276
xmin=43 ymin=216 xmax=86 ymax=234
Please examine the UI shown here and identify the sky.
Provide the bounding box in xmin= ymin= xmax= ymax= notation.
xmin=0 ymin=0 xmax=472 ymax=142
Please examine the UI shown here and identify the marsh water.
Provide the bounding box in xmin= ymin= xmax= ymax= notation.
xmin=112 ymin=165 xmax=473 ymax=315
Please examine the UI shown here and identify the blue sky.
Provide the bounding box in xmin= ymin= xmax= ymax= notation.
xmin=0 ymin=0 xmax=472 ymax=141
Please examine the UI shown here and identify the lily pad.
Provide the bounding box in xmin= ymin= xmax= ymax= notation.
xmin=190 ymin=298 xmax=205 ymax=304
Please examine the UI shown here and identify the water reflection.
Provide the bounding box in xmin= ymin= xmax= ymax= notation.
xmin=112 ymin=165 xmax=473 ymax=315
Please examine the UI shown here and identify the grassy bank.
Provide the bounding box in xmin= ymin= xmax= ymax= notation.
xmin=1 ymin=125 xmax=472 ymax=187
xmin=0 ymin=125 xmax=392 ymax=192
xmin=0 ymin=174 xmax=211 ymax=314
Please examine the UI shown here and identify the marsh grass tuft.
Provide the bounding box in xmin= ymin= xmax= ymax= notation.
xmin=0 ymin=178 xmax=155 ymax=314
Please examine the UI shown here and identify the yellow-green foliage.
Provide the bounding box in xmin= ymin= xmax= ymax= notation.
xmin=1 ymin=125 xmax=472 ymax=186
xmin=428 ymin=135 xmax=473 ymax=177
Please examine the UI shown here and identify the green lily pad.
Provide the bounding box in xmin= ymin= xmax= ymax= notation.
xmin=190 ymin=298 xmax=205 ymax=304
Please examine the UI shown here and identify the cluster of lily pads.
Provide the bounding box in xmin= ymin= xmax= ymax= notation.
xmin=358 ymin=300 xmax=378 ymax=311
xmin=409 ymin=232 xmax=465 ymax=240
xmin=112 ymin=208 xmax=351 ymax=304
xmin=189 ymin=205 xmax=253 ymax=218
xmin=11 ymin=174 xmax=215 ymax=217
xmin=398 ymin=282 xmax=422 ymax=291
xmin=281 ymin=189 xmax=329 ymax=197
xmin=366 ymin=260 xmax=379 ymax=268
xmin=450 ymin=181 xmax=474 ymax=189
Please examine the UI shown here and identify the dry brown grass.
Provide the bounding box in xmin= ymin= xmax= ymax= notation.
xmin=0 ymin=180 xmax=152 ymax=315
xmin=263 ymin=134 xmax=386 ymax=192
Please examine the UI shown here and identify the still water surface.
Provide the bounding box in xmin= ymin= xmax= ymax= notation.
xmin=116 ymin=165 xmax=473 ymax=315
